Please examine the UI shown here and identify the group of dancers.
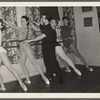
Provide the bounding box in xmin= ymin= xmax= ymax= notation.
xmin=0 ymin=13 xmax=93 ymax=92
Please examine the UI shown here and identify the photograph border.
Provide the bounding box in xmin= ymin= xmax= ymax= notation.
xmin=0 ymin=1 xmax=100 ymax=99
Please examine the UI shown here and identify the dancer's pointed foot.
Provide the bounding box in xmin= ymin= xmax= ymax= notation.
xmin=25 ymin=80 xmax=31 ymax=85
xmin=44 ymin=77 xmax=50 ymax=85
xmin=53 ymin=73 xmax=56 ymax=76
xmin=20 ymin=82 xmax=27 ymax=91
xmin=86 ymin=66 xmax=93 ymax=71
xmin=65 ymin=68 xmax=71 ymax=72
xmin=74 ymin=68 xmax=82 ymax=75
xmin=0 ymin=85 xmax=6 ymax=91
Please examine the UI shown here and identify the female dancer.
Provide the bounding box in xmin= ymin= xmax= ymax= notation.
xmin=50 ymin=19 xmax=82 ymax=75
xmin=0 ymin=19 xmax=27 ymax=91
xmin=26 ymin=14 xmax=82 ymax=84
xmin=50 ymin=19 xmax=71 ymax=73
xmin=3 ymin=16 xmax=50 ymax=85
xmin=60 ymin=16 xmax=93 ymax=72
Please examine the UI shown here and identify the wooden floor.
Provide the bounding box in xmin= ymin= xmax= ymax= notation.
xmin=1 ymin=65 xmax=100 ymax=93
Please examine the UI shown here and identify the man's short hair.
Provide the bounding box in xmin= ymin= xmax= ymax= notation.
xmin=42 ymin=13 xmax=52 ymax=22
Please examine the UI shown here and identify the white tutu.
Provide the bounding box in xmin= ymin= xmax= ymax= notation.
xmin=0 ymin=46 xmax=7 ymax=53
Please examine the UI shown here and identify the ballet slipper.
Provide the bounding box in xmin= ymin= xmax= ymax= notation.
xmin=74 ymin=69 xmax=82 ymax=75
xmin=25 ymin=80 xmax=31 ymax=85
xmin=86 ymin=66 xmax=93 ymax=71
xmin=53 ymin=73 xmax=56 ymax=76
xmin=0 ymin=86 xmax=6 ymax=91
xmin=20 ymin=82 xmax=27 ymax=91
xmin=44 ymin=77 xmax=50 ymax=85
xmin=65 ymin=68 xmax=71 ymax=72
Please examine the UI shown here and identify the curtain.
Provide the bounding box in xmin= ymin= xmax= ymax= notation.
xmin=25 ymin=7 xmax=42 ymax=59
xmin=1 ymin=7 xmax=20 ymax=64
xmin=63 ymin=7 xmax=76 ymax=42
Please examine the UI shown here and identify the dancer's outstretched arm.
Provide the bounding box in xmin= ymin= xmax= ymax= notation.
xmin=25 ymin=34 xmax=46 ymax=43
xmin=55 ymin=46 xmax=82 ymax=76
xmin=3 ymin=19 xmax=24 ymax=33
xmin=30 ymin=22 xmax=41 ymax=32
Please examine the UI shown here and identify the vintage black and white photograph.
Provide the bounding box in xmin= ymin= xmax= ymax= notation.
xmin=0 ymin=2 xmax=100 ymax=97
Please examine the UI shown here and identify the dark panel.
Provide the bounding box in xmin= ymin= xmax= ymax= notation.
xmin=40 ymin=7 xmax=60 ymax=20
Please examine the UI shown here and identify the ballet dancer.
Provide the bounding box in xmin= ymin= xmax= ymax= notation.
xmin=50 ymin=18 xmax=82 ymax=75
xmin=3 ymin=16 xmax=50 ymax=85
xmin=50 ymin=19 xmax=71 ymax=73
xmin=59 ymin=16 xmax=93 ymax=72
xmin=0 ymin=19 xmax=27 ymax=91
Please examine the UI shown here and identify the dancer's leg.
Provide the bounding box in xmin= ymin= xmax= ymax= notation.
xmin=20 ymin=50 xmax=31 ymax=83
xmin=23 ymin=45 xmax=50 ymax=84
xmin=55 ymin=46 xmax=81 ymax=75
xmin=58 ymin=55 xmax=71 ymax=72
xmin=63 ymin=46 xmax=71 ymax=72
xmin=0 ymin=74 xmax=6 ymax=91
xmin=0 ymin=59 xmax=6 ymax=91
xmin=0 ymin=53 xmax=27 ymax=91
xmin=70 ymin=43 xmax=93 ymax=71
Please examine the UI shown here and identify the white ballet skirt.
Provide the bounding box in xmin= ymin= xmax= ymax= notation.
xmin=0 ymin=30 xmax=7 ymax=53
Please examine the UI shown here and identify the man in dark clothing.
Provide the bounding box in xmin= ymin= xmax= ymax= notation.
xmin=33 ymin=13 xmax=64 ymax=84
